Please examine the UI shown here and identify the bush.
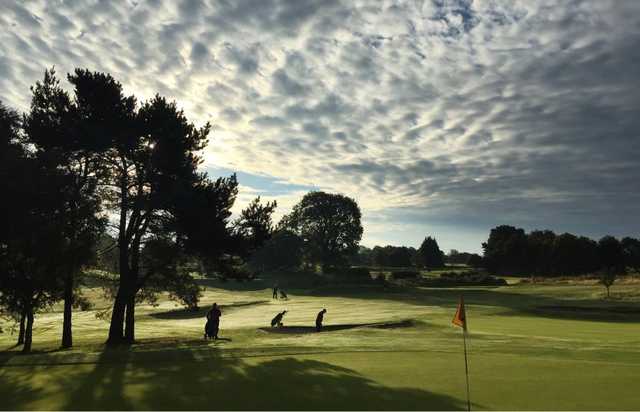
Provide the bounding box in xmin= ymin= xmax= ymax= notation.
xmin=416 ymin=270 xmax=507 ymax=287
xmin=320 ymin=266 xmax=372 ymax=284
xmin=391 ymin=270 xmax=420 ymax=280
xmin=345 ymin=267 xmax=371 ymax=279
xmin=373 ymin=273 xmax=389 ymax=286
xmin=222 ymin=265 xmax=256 ymax=282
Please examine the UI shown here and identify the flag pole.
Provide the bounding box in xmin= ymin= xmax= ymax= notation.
xmin=462 ymin=329 xmax=471 ymax=411
xmin=453 ymin=295 xmax=471 ymax=411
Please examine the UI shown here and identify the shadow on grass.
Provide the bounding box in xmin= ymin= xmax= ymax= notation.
xmin=1 ymin=345 xmax=467 ymax=410
xmin=150 ymin=300 xmax=270 ymax=320
xmin=84 ymin=351 xmax=463 ymax=410
xmin=0 ymin=361 xmax=44 ymax=410
xmin=64 ymin=347 xmax=134 ymax=410
xmin=196 ymin=277 xmax=270 ymax=292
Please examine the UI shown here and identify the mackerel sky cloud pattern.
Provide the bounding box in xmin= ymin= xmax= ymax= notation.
xmin=2 ymin=0 xmax=639 ymax=251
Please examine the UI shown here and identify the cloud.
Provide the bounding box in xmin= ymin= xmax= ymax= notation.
xmin=2 ymin=0 xmax=640 ymax=251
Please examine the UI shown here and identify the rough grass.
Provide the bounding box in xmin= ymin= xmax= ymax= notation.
xmin=1 ymin=278 xmax=639 ymax=410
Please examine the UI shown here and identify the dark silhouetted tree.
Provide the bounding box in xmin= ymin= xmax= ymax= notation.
xmin=23 ymin=69 xmax=105 ymax=348
xmin=372 ymin=245 xmax=415 ymax=267
xmin=597 ymin=236 xmax=625 ymax=298
xmin=526 ymin=230 xmax=556 ymax=277
xmin=417 ymin=236 xmax=445 ymax=269
xmin=482 ymin=226 xmax=528 ymax=274
xmin=280 ymin=191 xmax=363 ymax=271
xmin=66 ymin=69 xmax=238 ymax=345
xmin=467 ymin=253 xmax=484 ymax=268
xmin=0 ymin=102 xmax=76 ymax=352
xmin=233 ymin=196 xmax=277 ymax=258
xmin=349 ymin=246 xmax=373 ymax=266
xmin=550 ymin=233 xmax=584 ymax=276
xmin=249 ymin=230 xmax=305 ymax=271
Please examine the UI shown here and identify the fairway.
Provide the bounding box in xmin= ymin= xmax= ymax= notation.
xmin=1 ymin=278 xmax=639 ymax=410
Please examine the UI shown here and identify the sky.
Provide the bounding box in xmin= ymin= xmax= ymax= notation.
xmin=1 ymin=0 xmax=639 ymax=253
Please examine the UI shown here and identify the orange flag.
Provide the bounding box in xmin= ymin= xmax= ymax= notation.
xmin=452 ymin=296 xmax=467 ymax=331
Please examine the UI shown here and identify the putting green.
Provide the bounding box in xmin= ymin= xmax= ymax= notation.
xmin=1 ymin=277 xmax=639 ymax=410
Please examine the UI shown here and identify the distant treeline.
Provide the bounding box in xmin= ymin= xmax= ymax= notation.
xmin=350 ymin=236 xmax=455 ymax=269
xmin=349 ymin=225 xmax=640 ymax=279
xmin=482 ymin=225 xmax=640 ymax=277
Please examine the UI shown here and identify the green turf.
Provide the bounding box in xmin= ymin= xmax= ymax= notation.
xmin=1 ymin=277 xmax=639 ymax=410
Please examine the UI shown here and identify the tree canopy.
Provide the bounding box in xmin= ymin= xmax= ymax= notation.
xmin=417 ymin=236 xmax=445 ymax=268
xmin=280 ymin=191 xmax=363 ymax=271
xmin=1 ymin=68 xmax=247 ymax=349
xmin=482 ymin=225 xmax=632 ymax=279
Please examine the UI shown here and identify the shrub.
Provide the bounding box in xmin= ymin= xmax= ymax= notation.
xmin=417 ymin=270 xmax=507 ymax=287
xmin=373 ymin=273 xmax=389 ymax=286
xmin=344 ymin=267 xmax=371 ymax=279
xmin=222 ymin=265 xmax=256 ymax=282
xmin=391 ymin=270 xmax=420 ymax=280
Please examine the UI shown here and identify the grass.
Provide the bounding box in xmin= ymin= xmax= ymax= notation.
xmin=1 ymin=276 xmax=639 ymax=410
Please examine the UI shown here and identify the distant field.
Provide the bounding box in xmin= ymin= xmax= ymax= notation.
xmin=1 ymin=275 xmax=639 ymax=410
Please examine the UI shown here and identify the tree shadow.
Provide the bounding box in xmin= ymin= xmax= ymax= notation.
xmin=63 ymin=347 xmax=134 ymax=410
xmin=0 ymin=366 xmax=44 ymax=410
xmin=150 ymin=300 xmax=269 ymax=320
xmin=3 ymin=345 xmax=468 ymax=410
xmin=196 ymin=277 xmax=270 ymax=292
xmin=126 ymin=350 xmax=466 ymax=410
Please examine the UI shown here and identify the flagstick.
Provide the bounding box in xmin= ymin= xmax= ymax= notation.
xmin=462 ymin=329 xmax=471 ymax=411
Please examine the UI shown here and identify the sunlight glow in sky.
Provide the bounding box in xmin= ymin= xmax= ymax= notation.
xmin=2 ymin=0 xmax=639 ymax=253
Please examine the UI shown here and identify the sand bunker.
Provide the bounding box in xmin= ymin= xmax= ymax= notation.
xmin=259 ymin=319 xmax=414 ymax=334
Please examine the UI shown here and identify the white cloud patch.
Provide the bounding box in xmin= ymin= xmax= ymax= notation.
xmin=2 ymin=0 xmax=640 ymax=250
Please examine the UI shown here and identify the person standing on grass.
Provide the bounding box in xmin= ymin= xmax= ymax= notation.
xmin=207 ymin=303 xmax=222 ymax=340
xmin=272 ymin=282 xmax=279 ymax=299
xmin=316 ymin=308 xmax=327 ymax=332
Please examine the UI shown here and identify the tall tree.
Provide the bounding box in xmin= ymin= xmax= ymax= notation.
xmin=349 ymin=246 xmax=373 ymax=266
xmin=280 ymin=191 xmax=363 ymax=271
xmin=0 ymin=101 xmax=26 ymax=344
xmin=68 ymin=69 xmax=239 ymax=344
xmin=233 ymin=196 xmax=277 ymax=258
xmin=249 ymin=230 xmax=305 ymax=272
xmin=597 ymin=236 xmax=625 ymax=298
xmin=526 ymin=230 xmax=556 ymax=277
xmin=372 ymin=245 xmax=415 ymax=267
xmin=0 ymin=102 xmax=74 ymax=352
xmin=550 ymin=233 xmax=584 ymax=276
xmin=64 ymin=69 xmax=137 ymax=344
xmin=23 ymin=69 xmax=104 ymax=348
xmin=417 ymin=236 xmax=445 ymax=268
xmin=482 ymin=226 xmax=528 ymax=274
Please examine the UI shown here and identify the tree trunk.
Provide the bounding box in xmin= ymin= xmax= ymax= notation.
xmin=17 ymin=310 xmax=26 ymax=345
xmin=124 ymin=294 xmax=135 ymax=343
xmin=124 ymin=231 xmax=143 ymax=344
xmin=107 ymin=172 xmax=130 ymax=346
xmin=107 ymin=211 xmax=130 ymax=345
xmin=107 ymin=287 xmax=128 ymax=345
xmin=22 ymin=309 xmax=34 ymax=353
xmin=107 ymin=265 xmax=129 ymax=345
xmin=61 ymin=272 xmax=74 ymax=348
